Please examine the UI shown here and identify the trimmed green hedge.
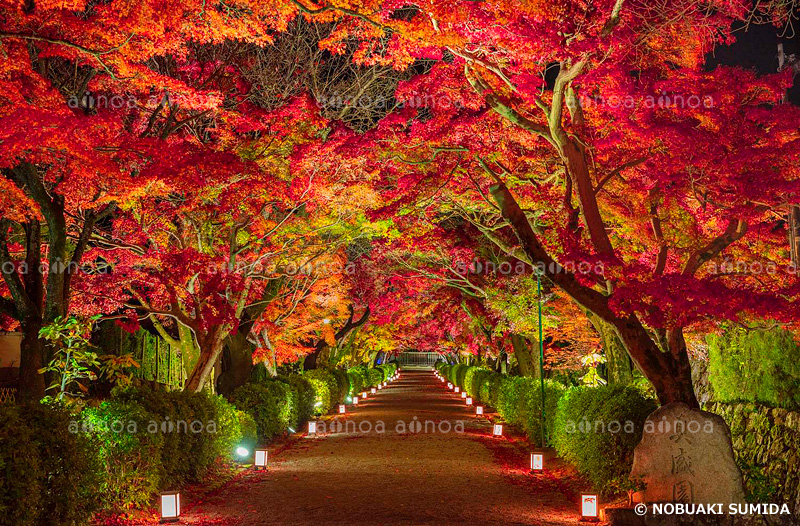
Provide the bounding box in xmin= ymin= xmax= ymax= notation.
xmin=280 ymin=374 xmax=315 ymax=426
xmin=366 ymin=367 xmax=383 ymax=388
xmin=0 ymin=401 xmax=104 ymax=526
xmin=347 ymin=367 xmax=366 ymax=396
xmin=552 ymin=384 xmax=658 ymax=494
xmin=442 ymin=363 xmax=658 ymax=494
xmin=303 ymin=368 xmax=349 ymax=415
xmin=0 ymin=389 xmax=255 ymax=521
xmin=346 ymin=364 xmax=396 ymax=392
xmin=378 ymin=363 xmax=398 ymax=380
xmin=230 ymin=380 xmax=296 ymax=440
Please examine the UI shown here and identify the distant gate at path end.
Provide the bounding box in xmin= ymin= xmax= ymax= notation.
xmin=398 ymin=352 xmax=442 ymax=368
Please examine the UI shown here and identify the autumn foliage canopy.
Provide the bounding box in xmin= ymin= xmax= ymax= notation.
xmin=1 ymin=0 xmax=799 ymax=404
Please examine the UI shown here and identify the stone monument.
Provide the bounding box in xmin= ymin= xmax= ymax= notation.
xmin=631 ymin=402 xmax=745 ymax=506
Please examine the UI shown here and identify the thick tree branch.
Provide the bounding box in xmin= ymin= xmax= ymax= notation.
xmin=682 ymin=219 xmax=748 ymax=276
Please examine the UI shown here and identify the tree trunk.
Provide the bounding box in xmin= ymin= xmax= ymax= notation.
xmin=216 ymin=330 xmax=255 ymax=396
xmin=185 ymin=334 xmax=225 ymax=392
xmin=511 ymin=333 xmax=539 ymax=379
xmin=490 ymin=181 xmax=699 ymax=408
xmin=612 ymin=317 xmax=698 ymax=407
xmin=495 ymin=350 xmax=508 ymax=374
xmin=588 ymin=314 xmax=633 ymax=385
xmin=303 ymin=306 xmax=370 ymax=370
xmin=789 ymin=205 xmax=800 ymax=267
xmin=17 ymin=319 xmax=45 ymax=400
xmin=604 ymin=329 xmax=633 ymax=385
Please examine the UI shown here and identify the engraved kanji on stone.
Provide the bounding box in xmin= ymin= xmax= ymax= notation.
xmin=671 ymin=448 xmax=695 ymax=476
xmin=673 ymin=480 xmax=694 ymax=504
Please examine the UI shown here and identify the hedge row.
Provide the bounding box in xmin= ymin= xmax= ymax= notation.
xmin=346 ymin=363 xmax=398 ymax=395
xmin=0 ymin=364 xmax=387 ymax=524
xmin=0 ymin=390 xmax=257 ymax=525
xmin=435 ymin=362 xmax=657 ymax=494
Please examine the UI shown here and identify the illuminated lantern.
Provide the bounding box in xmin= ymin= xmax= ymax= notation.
xmin=308 ymin=421 xmax=318 ymax=435
xmin=581 ymin=495 xmax=599 ymax=519
xmin=466 ymin=397 xmax=473 ymax=405
xmin=352 ymin=396 xmax=359 ymax=406
xmin=447 ymin=383 xmax=453 ymax=389
xmin=454 ymin=387 xmax=460 ymax=393
xmin=461 ymin=392 xmax=467 ymax=399
xmin=361 ymin=392 xmax=367 ymax=399
xmin=492 ymin=424 xmax=503 ymax=437
xmin=371 ymin=387 xmax=377 ymax=394
xmin=476 ymin=406 xmax=484 ymax=416
xmin=338 ymin=404 xmax=346 ymax=414
xmin=254 ymin=449 xmax=268 ymax=470
xmin=530 ymin=453 xmax=543 ymax=472
xmin=160 ymin=492 xmax=180 ymax=523
xmin=378 ymin=384 xmax=383 ymax=390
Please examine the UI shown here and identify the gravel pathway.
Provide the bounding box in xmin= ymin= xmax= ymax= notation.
xmin=182 ymin=369 xmax=579 ymax=525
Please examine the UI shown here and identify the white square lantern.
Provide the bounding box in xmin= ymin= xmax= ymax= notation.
xmin=447 ymin=383 xmax=453 ymax=389
xmin=361 ymin=391 xmax=367 ymax=399
xmin=352 ymin=396 xmax=359 ymax=405
xmin=476 ymin=406 xmax=484 ymax=416
xmin=377 ymin=384 xmax=383 ymax=390
xmin=492 ymin=423 xmax=503 ymax=437
xmin=371 ymin=387 xmax=377 ymax=394
xmin=581 ymin=494 xmax=599 ymax=519
xmin=254 ymin=449 xmax=268 ymax=470
xmin=338 ymin=404 xmax=346 ymax=414
xmin=160 ymin=491 xmax=180 ymax=523
xmin=466 ymin=397 xmax=473 ymax=405
xmin=530 ymin=453 xmax=543 ymax=472
xmin=308 ymin=421 xmax=318 ymax=435
xmin=461 ymin=391 xmax=467 ymax=399
xmin=454 ymin=387 xmax=460 ymax=393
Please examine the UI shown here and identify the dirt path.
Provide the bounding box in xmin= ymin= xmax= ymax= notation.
xmin=182 ymin=369 xmax=579 ymax=525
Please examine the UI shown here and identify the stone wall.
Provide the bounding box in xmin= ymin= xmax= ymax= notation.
xmin=705 ymin=402 xmax=800 ymax=516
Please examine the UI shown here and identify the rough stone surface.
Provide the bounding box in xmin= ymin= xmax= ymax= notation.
xmin=631 ymin=403 xmax=745 ymax=506
xmin=706 ymin=402 xmax=800 ymax=518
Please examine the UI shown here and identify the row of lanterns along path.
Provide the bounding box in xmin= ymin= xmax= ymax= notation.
xmin=431 ymin=369 xmax=600 ymax=522
xmin=158 ymin=371 xmax=402 ymax=523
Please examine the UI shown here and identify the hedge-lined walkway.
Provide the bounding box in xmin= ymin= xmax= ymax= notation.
xmin=182 ymin=369 xmax=577 ymax=525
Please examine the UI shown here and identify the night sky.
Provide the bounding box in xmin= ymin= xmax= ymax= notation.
xmin=707 ymin=21 xmax=800 ymax=104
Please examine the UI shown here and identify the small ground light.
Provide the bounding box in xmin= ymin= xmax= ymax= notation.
xmin=447 ymin=383 xmax=453 ymax=389
xmin=455 ymin=387 xmax=460 ymax=393
xmin=378 ymin=384 xmax=383 ymax=390
xmin=160 ymin=491 xmax=180 ymax=523
xmin=353 ymin=396 xmax=359 ymax=405
xmin=530 ymin=453 xmax=543 ymax=472
xmin=361 ymin=391 xmax=367 ymax=399
xmin=466 ymin=397 xmax=473 ymax=405
xmin=308 ymin=421 xmax=318 ymax=435
xmin=254 ymin=449 xmax=268 ymax=470
xmin=461 ymin=391 xmax=467 ymax=399
xmin=338 ymin=404 xmax=346 ymax=414
xmin=581 ymin=494 xmax=599 ymax=520
xmin=476 ymin=406 xmax=484 ymax=415
xmin=492 ymin=423 xmax=503 ymax=437
xmin=371 ymin=387 xmax=377 ymax=394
